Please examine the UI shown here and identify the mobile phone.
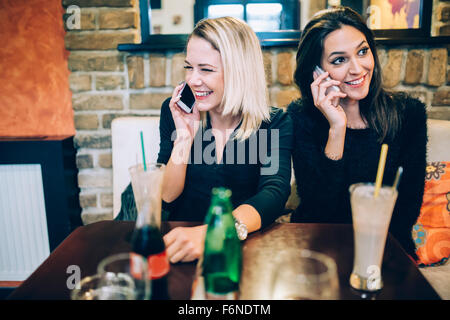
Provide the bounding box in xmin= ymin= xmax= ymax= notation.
xmin=177 ymin=82 xmax=195 ymax=113
xmin=314 ymin=66 xmax=340 ymax=93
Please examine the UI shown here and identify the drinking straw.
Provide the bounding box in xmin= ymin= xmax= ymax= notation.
xmin=140 ymin=131 xmax=147 ymax=171
xmin=374 ymin=144 xmax=388 ymax=197
xmin=392 ymin=166 xmax=403 ymax=191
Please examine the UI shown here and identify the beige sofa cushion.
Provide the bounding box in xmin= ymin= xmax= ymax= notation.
xmin=111 ymin=117 xmax=160 ymax=219
xmin=427 ymin=119 xmax=450 ymax=162
xmin=417 ymin=119 xmax=450 ymax=300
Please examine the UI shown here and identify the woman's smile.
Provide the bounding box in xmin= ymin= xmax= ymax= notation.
xmin=344 ymin=73 xmax=368 ymax=88
xmin=194 ymin=90 xmax=213 ymax=99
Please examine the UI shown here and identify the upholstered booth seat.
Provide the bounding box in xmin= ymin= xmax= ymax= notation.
xmin=417 ymin=119 xmax=450 ymax=300
xmin=111 ymin=116 xmax=160 ymax=219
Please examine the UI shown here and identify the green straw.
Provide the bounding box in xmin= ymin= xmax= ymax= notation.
xmin=140 ymin=131 xmax=147 ymax=171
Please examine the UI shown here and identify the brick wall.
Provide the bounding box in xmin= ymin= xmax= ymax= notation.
xmin=64 ymin=0 xmax=450 ymax=225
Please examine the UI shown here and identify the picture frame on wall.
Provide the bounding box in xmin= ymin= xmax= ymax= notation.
xmin=366 ymin=0 xmax=432 ymax=38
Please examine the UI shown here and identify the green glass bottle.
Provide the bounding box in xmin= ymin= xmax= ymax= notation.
xmin=202 ymin=187 xmax=242 ymax=299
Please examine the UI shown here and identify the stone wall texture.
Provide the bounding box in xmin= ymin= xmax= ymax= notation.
xmin=64 ymin=0 xmax=450 ymax=225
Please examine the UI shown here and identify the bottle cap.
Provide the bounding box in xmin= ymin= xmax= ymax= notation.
xmin=212 ymin=187 xmax=232 ymax=198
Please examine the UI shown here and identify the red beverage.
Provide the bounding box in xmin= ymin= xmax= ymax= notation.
xmin=131 ymin=224 xmax=170 ymax=300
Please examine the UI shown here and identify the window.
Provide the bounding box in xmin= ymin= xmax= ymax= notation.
xmin=208 ymin=4 xmax=244 ymax=20
xmin=129 ymin=0 xmax=301 ymax=50
xmin=205 ymin=3 xmax=285 ymax=31
xmin=247 ymin=3 xmax=283 ymax=32
xmin=195 ymin=0 xmax=299 ymax=32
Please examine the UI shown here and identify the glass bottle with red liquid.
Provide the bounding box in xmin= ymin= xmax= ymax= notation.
xmin=130 ymin=201 xmax=170 ymax=300
xmin=128 ymin=163 xmax=170 ymax=300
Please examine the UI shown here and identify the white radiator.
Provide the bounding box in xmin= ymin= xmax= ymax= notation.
xmin=0 ymin=164 xmax=50 ymax=281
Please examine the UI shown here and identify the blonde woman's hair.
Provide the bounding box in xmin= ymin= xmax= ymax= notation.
xmin=189 ymin=16 xmax=270 ymax=140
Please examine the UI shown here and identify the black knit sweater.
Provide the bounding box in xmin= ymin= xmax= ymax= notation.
xmin=287 ymin=94 xmax=427 ymax=259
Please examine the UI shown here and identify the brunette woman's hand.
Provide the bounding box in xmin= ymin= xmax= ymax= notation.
xmin=169 ymin=82 xmax=201 ymax=143
xmin=311 ymin=71 xmax=348 ymax=129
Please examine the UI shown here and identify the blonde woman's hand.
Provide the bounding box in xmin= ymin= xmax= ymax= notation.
xmin=163 ymin=225 xmax=207 ymax=263
xmin=169 ymin=82 xmax=201 ymax=144
xmin=311 ymin=71 xmax=348 ymax=129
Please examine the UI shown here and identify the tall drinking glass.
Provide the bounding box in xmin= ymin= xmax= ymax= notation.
xmin=349 ymin=183 xmax=398 ymax=292
xmin=128 ymin=163 xmax=165 ymax=228
xmin=129 ymin=162 xmax=169 ymax=300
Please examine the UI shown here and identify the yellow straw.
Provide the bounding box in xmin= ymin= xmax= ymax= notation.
xmin=374 ymin=144 xmax=389 ymax=197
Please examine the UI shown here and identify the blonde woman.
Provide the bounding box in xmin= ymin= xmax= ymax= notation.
xmin=155 ymin=17 xmax=293 ymax=263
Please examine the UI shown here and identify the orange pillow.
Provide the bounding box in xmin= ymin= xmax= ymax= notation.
xmin=412 ymin=161 xmax=450 ymax=266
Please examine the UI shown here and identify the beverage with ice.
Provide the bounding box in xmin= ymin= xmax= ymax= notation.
xmin=129 ymin=163 xmax=165 ymax=228
xmin=349 ymin=183 xmax=398 ymax=291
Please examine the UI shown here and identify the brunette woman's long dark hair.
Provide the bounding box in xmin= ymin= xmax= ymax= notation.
xmin=294 ymin=7 xmax=402 ymax=142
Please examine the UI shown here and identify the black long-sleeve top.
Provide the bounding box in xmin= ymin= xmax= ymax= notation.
xmin=158 ymin=98 xmax=293 ymax=228
xmin=287 ymin=95 xmax=427 ymax=258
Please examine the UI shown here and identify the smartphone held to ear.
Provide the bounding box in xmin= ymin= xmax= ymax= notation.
xmin=314 ymin=66 xmax=340 ymax=93
xmin=177 ymin=82 xmax=195 ymax=113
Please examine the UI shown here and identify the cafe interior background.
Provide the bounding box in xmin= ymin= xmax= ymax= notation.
xmin=0 ymin=0 xmax=449 ymax=296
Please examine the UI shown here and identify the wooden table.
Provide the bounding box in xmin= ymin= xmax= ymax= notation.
xmin=7 ymin=220 xmax=440 ymax=300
